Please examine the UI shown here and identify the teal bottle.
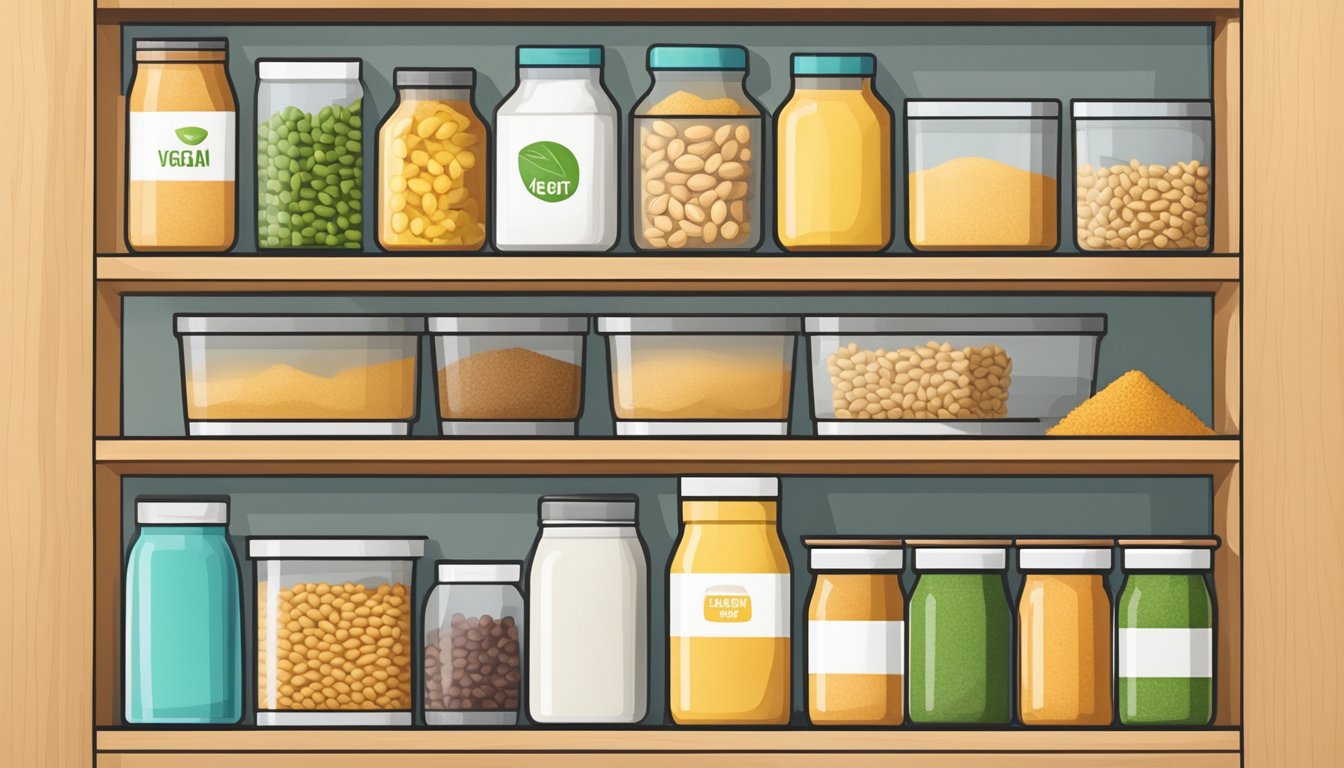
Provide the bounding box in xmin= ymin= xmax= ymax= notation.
xmin=125 ymin=496 xmax=242 ymax=723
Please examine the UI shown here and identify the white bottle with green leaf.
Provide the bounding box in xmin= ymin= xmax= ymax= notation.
xmin=495 ymin=46 xmax=619 ymax=251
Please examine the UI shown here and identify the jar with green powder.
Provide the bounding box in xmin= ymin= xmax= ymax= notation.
xmin=1117 ymin=538 xmax=1218 ymax=726
xmin=907 ymin=540 xmax=1012 ymax=725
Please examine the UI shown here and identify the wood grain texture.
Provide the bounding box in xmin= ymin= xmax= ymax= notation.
xmin=0 ymin=0 xmax=94 ymax=765
xmin=1243 ymin=0 xmax=1344 ymax=766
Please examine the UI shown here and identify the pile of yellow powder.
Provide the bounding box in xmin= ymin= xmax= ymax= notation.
xmin=1047 ymin=370 xmax=1214 ymax=436
xmin=646 ymin=90 xmax=751 ymax=116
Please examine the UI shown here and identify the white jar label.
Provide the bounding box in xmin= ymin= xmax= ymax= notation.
xmin=129 ymin=111 xmax=235 ymax=182
xmin=808 ymin=620 xmax=904 ymax=676
xmin=1118 ymin=628 xmax=1213 ymax=678
xmin=670 ymin=573 xmax=789 ymax=639
xmin=496 ymin=114 xmax=616 ymax=247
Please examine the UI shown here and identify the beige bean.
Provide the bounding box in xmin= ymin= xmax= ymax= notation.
xmin=684 ymin=124 xmax=714 ymax=141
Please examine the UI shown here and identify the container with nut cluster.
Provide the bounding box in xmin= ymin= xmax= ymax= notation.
xmin=249 ymin=537 xmax=426 ymax=726
xmin=422 ymin=561 xmax=524 ymax=726
xmin=256 ymin=59 xmax=365 ymax=250
xmin=378 ymin=68 xmax=488 ymax=251
xmin=1073 ymin=100 xmax=1213 ymax=251
xmin=632 ymin=45 xmax=764 ymax=251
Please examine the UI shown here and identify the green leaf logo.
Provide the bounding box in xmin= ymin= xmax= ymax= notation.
xmin=175 ymin=126 xmax=209 ymax=146
xmin=518 ymin=141 xmax=580 ymax=203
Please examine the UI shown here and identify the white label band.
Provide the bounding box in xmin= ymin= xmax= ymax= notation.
xmin=808 ymin=620 xmax=904 ymax=675
xmin=1118 ymin=628 xmax=1213 ymax=678
xmin=670 ymin=573 xmax=789 ymax=638
xmin=130 ymin=111 xmax=236 ymax=182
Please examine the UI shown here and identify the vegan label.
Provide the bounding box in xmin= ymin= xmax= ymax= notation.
xmin=808 ymin=620 xmax=904 ymax=675
xmin=130 ymin=111 xmax=235 ymax=182
xmin=671 ymin=573 xmax=789 ymax=638
xmin=1119 ymin=628 xmax=1214 ymax=678
xmin=518 ymin=140 xmax=580 ymax=202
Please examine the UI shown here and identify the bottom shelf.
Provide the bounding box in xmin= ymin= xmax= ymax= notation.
xmin=96 ymin=728 xmax=1242 ymax=767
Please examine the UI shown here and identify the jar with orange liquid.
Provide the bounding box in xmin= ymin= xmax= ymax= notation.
xmin=669 ymin=477 xmax=791 ymax=725
xmin=1016 ymin=539 xmax=1114 ymax=726
xmin=804 ymin=538 xmax=904 ymax=726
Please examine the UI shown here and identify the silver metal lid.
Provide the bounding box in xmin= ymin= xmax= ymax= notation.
xmin=907 ymin=100 xmax=1060 ymax=119
xmin=248 ymin=537 xmax=426 ymax=559
xmin=1073 ymin=100 xmax=1212 ymax=119
xmin=427 ymin=316 xmax=588 ymax=335
xmin=136 ymin=495 xmax=229 ymax=525
xmin=136 ymin=39 xmax=228 ymax=51
xmin=539 ymin=494 xmax=638 ymax=524
xmin=597 ymin=316 xmax=802 ymax=334
xmin=175 ymin=315 xmax=426 ymax=335
xmin=395 ymin=68 xmax=475 ymax=89
xmin=805 ymin=314 xmax=1106 ymax=335
xmin=436 ymin=561 xmax=522 ymax=583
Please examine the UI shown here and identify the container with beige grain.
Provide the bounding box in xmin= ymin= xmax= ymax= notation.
xmin=632 ymin=45 xmax=763 ymax=251
xmin=804 ymin=315 xmax=1105 ymax=435
xmin=1073 ymin=101 xmax=1213 ymax=252
xmin=250 ymin=537 xmax=426 ymax=726
xmin=597 ymin=315 xmax=800 ymax=436
xmin=422 ymin=561 xmax=524 ymax=726
xmin=428 ymin=315 xmax=588 ymax=436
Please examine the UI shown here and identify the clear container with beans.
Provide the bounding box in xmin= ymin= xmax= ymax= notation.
xmin=803 ymin=315 xmax=1106 ymax=436
xmin=422 ymin=561 xmax=524 ymax=726
xmin=632 ymin=45 xmax=763 ymax=251
xmin=378 ymin=68 xmax=488 ymax=251
xmin=250 ymin=537 xmax=425 ymax=726
xmin=1073 ymin=100 xmax=1213 ymax=252
xmin=256 ymin=59 xmax=365 ymax=250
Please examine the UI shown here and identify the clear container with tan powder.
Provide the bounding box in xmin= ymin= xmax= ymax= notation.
xmin=127 ymin=39 xmax=238 ymax=251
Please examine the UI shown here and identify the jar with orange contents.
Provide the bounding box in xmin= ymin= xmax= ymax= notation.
xmin=1015 ymin=539 xmax=1114 ymax=726
xmin=804 ymin=538 xmax=904 ymax=726
xmin=377 ymin=69 xmax=487 ymax=251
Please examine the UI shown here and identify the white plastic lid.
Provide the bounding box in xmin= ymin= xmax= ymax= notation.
xmin=810 ymin=547 xmax=904 ymax=571
xmin=137 ymin=497 xmax=228 ymax=525
xmin=1073 ymin=100 xmax=1212 ymax=119
xmin=437 ymin=562 xmax=521 ymax=583
xmin=1123 ymin=548 xmax=1212 ymax=571
xmin=1018 ymin=548 xmax=1113 ymax=571
xmin=680 ymin=476 xmax=779 ymax=498
xmin=248 ymin=538 xmax=426 ymax=559
xmin=914 ymin=546 xmax=1008 ymax=571
xmin=258 ymin=60 xmax=361 ymax=81
xmin=907 ymin=100 xmax=1060 ymax=119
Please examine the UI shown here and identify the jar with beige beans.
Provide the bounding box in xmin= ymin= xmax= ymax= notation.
xmin=827 ymin=341 xmax=1013 ymax=420
xmin=637 ymin=119 xmax=757 ymax=249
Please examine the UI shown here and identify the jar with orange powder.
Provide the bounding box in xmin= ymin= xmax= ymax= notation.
xmin=669 ymin=477 xmax=790 ymax=724
xmin=127 ymin=39 xmax=237 ymax=252
xmin=1015 ymin=539 xmax=1114 ymax=726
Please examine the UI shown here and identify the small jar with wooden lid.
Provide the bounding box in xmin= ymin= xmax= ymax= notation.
xmin=1015 ymin=538 xmax=1115 ymax=726
xmin=804 ymin=538 xmax=904 ymax=726
xmin=127 ymin=39 xmax=237 ymax=252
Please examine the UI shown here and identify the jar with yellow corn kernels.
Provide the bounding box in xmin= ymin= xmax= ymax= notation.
xmin=378 ymin=69 xmax=488 ymax=251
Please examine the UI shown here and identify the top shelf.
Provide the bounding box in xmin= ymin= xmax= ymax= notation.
xmin=95 ymin=0 xmax=1242 ymax=23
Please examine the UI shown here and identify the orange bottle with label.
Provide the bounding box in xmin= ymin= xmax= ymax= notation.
xmin=669 ymin=477 xmax=791 ymax=724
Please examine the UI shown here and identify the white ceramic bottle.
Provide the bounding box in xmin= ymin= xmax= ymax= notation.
xmin=494 ymin=46 xmax=619 ymax=251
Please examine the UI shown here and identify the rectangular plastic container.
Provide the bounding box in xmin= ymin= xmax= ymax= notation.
xmin=175 ymin=315 xmax=424 ymax=436
xmin=428 ymin=316 xmax=588 ymax=436
xmin=596 ymin=316 xmax=801 ymax=436
xmin=804 ymin=315 xmax=1106 ymax=435
xmin=249 ymin=537 xmax=426 ymax=726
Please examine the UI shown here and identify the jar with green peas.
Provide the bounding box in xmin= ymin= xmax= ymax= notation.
xmin=256 ymin=59 xmax=366 ymax=250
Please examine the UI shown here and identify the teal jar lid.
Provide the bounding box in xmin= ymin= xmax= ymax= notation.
xmin=648 ymin=45 xmax=747 ymax=71
xmin=792 ymin=53 xmax=875 ymax=77
xmin=518 ymin=46 xmax=603 ymax=68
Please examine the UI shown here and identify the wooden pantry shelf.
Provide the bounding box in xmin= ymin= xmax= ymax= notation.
xmin=93 ymin=437 xmax=1241 ymax=476
xmin=94 ymin=0 xmax=1243 ymax=24
xmin=95 ymin=254 xmax=1241 ymax=295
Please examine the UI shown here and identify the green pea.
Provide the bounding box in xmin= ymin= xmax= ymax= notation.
xmin=299 ymin=188 xmax=316 ymax=200
xmin=344 ymin=139 xmax=361 ymax=153
xmin=336 ymin=215 xmax=350 ymax=230
xmin=333 ymin=122 xmax=349 ymax=136
xmin=283 ymin=106 xmax=303 ymax=121
xmin=349 ymin=115 xmax=362 ymax=129
xmin=297 ymin=200 xmax=315 ymax=212
xmin=349 ymin=200 xmax=362 ymax=212
xmin=343 ymin=230 xmax=361 ymax=241
xmin=349 ymin=213 xmax=363 ymax=226
xmin=314 ymin=205 xmax=335 ymax=218
xmin=317 ymin=192 xmax=333 ymax=205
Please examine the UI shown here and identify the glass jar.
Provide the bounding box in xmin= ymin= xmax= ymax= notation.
xmin=1117 ymin=538 xmax=1217 ymax=726
xmin=256 ymin=59 xmax=365 ymax=251
xmin=422 ymin=561 xmax=524 ymax=726
xmin=632 ymin=45 xmax=764 ymax=251
xmin=1073 ymin=100 xmax=1213 ymax=252
xmin=527 ymin=495 xmax=648 ymax=724
xmin=670 ymin=477 xmax=790 ymax=725
xmin=495 ymin=47 xmax=618 ymax=251
xmin=776 ymin=54 xmax=892 ymax=252
xmin=124 ymin=496 xmax=242 ymax=723
xmin=906 ymin=100 xmax=1060 ymax=252
xmin=378 ymin=68 xmax=487 ymax=252
xmin=127 ymin=39 xmax=237 ymax=252
xmin=249 ymin=537 xmax=426 ymax=726
xmin=906 ymin=540 xmax=1012 ymax=725
xmin=804 ymin=538 xmax=904 ymax=726
xmin=1016 ymin=539 xmax=1114 ymax=726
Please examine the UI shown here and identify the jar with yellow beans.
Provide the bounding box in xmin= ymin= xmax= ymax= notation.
xmin=378 ymin=69 xmax=488 ymax=252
